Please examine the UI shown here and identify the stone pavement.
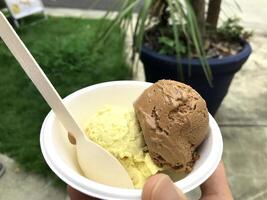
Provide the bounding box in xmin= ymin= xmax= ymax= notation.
xmin=1 ymin=0 xmax=267 ymax=199
xmin=0 ymin=154 xmax=67 ymax=200
xmin=42 ymin=0 xmax=118 ymax=10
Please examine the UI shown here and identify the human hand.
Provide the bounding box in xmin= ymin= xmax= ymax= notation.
xmin=142 ymin=161 xmax=233 ymax=200
xmin=199 ymin=161 xmax=233 ymax=200
xmin=67 ymin=185 xmax=98 ymax=200
xmin=68 ymin=161 xmax=233 ymax=200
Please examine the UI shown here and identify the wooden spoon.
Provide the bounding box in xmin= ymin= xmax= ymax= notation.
xmin=0 ymin=11 xmax=133 ymax=188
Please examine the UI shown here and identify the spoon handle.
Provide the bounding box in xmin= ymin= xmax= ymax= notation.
xmin=0 ymin=12 xmax=83 ymax=140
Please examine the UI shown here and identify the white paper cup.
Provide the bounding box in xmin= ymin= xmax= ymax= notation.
xmin=40 ymin=81 xmax=223 ymax=200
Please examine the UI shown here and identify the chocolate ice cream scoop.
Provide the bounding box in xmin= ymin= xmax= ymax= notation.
xmin=134 ymin=80 xmax=209 ymax=173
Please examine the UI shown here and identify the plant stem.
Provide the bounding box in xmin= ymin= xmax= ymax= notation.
xmin=190 ymin=0 xmax=206 ymax=39
xmin=160 ymin=2 xmax=169 ymax=26
xmin=206 ymin=0 xmax=222 ymax=30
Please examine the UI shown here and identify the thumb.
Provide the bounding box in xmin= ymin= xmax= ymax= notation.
xmin=142 ymin=174 xmax=187 ymax=200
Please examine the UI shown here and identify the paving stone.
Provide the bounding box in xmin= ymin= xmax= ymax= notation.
xmin=215 ymin=34 xmax=267 ymax=125
xmin=0 ymin=154 xmax=67 ymax=200
xmin=222 ymin=127 xmax=267 ymax=200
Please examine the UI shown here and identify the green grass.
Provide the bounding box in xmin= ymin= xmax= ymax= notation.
xmin=0 ymin=16 xmax=131 ymax=185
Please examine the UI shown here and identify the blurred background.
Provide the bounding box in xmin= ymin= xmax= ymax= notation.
xmin=0 ymin=0 xmax=266 ymax=199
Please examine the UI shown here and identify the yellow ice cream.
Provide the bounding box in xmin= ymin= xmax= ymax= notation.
xmin=84 ymin=105 xmax=161 ymax=188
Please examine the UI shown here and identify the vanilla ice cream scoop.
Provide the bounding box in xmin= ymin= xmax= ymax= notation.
xmin=84 ymin=105 xmax=161 ymax=188
xmin=134 ymin=80 xmax=209 ymax=172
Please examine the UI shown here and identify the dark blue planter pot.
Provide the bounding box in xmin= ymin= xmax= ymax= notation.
xmin=140 ymin=40 xmax=252 ymax=116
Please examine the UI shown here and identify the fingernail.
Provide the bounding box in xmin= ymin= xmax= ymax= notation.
xmin=151 ymin=174 xmax=185 ymax=200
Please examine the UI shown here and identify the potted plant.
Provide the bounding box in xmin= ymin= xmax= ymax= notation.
xmin=101 ymin=0 xmax=252 ymax=115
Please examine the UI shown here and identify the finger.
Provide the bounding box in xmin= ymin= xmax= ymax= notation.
xmin=142 ymin=174 xmax=187 ymax=200
xmin=200 ymin=161 xmax=233 ymax=200
xmin=67 ymin=185 xmax=99 ymax=200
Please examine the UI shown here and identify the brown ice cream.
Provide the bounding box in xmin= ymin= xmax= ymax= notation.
xmin=134 ymin=80 xmax=209 ymax=173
